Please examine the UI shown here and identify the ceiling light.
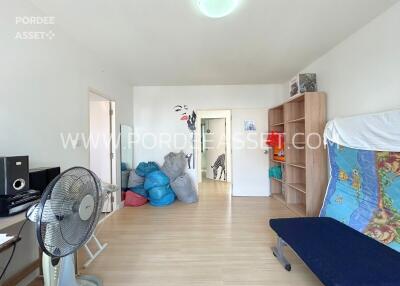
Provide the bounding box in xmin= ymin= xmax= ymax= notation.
xmin=197 ymin=0 xmax=239 ymax=18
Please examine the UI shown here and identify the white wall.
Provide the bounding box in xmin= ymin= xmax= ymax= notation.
xmin=133 ymin=85 xmax=285 ymax=195
xmin=297 ymin=2 xmax=400 ymax=119
xmin=0 ymin=1 xmax=132 ymax=284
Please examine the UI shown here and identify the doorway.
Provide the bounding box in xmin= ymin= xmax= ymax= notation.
xmin=196 ymin=110 xmax=232 ymax=188
xmin=89 ymin=90 xmax=116 ymax=211
xmin=202 ymin=118 xmax=227 ymax=181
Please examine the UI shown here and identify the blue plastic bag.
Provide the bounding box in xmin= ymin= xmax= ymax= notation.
xmin=135 ymin=162 xmax=159 ymax=177
xmin=149 ymin=191 xmax=175 ymax=207
xmin=130 ymin=184 xmax=148 ymax=198
xmin=148 ymin=185 xmax=170 ymax=200
xmin=144 ymin=171 xmax=170 ymax=190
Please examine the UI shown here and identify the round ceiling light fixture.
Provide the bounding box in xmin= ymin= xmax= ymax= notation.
xmin=197 ymin=0 xmax=239 ymax=18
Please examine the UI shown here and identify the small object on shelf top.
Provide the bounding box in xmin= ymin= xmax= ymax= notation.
xmin=290 ymin=73 xmax=318 ymax=97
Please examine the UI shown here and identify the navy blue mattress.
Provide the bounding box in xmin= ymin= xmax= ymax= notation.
xmin=270 ymin=217 xmax=400 ymax=286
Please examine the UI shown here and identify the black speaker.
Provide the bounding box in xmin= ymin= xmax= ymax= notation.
xmin=29 ymin=167 xmax=61 ymax=193
xmin=0 ymin=156 xmax=30 ymax=196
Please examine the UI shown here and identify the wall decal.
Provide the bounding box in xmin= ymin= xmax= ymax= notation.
xmin=185 ymin=153 xmax=193 ymax=169
xmin=173 ymin=104 xmax=189 ymax=121
xmin=173 ymin=105 xmax=197 ymax=169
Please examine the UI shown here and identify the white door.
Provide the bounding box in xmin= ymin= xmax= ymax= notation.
xmin=89 ymin=94 xmax=112 ymax=184
xmin=231 ymin=109 xmax=269 ymax=196
xmin=205 ymin=118 xmax=226 ymax=181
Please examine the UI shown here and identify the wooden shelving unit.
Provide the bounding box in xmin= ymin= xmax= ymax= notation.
xmin=268 ymin=92 xmax=327 ymax=217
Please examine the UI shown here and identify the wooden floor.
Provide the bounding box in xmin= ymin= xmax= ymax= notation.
xmin=35 ymin=179 xmax=322 ymax=286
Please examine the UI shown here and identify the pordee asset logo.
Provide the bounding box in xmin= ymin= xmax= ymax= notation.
xmin=16 ymin=16 xmax=55 ymax=25
xmin=15 ymin=31 xmax=56 ymax=40
xmin=15 ymin=16 xmax=56 ymax=40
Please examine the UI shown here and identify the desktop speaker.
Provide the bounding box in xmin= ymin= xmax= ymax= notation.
xmin=29 ymin=167 xmax=61 ymax=193
xmin=0 ymin=156 xmax=30 ymax=196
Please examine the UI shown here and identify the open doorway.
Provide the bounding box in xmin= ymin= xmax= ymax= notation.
xmin=202 ymin=118 xmax=227 ymax=181
xmin=196 ymin=110 xmax=232 ymax=190
xmin=89 ymin=90 xmax=117 ymax=212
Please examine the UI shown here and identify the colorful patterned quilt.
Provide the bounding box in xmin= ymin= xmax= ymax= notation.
xmin=321 ymin=140 xmax=400 ymax=252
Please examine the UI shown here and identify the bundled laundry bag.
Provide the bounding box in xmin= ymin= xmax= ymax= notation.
xmin=148 ymin=186 xmax=176 ymax=207
xmin=144 ymin=171 xmax=170 ymax=190
xmin=171 ymin=174 xmax=198 ymax=204
xmin=161 ymin=151 xmax=187 ymax=182
xmin=130 ymin=184 xmax=148 ymax=198
xmin=144 ymin=170 xmax=175 ymax=207
xmin=128 ymin=169 xmax=145 ymax=188
xmin=124 ymin=191 xmax=148 ymax=207
xmin=135 ymin=162 xmax=159 ymax=177
xmin=148 ymin=186 xmax=171 ymax=200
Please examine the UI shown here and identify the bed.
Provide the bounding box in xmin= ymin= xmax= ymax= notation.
xmin=269 ymin=110 xmax=400 ymax=286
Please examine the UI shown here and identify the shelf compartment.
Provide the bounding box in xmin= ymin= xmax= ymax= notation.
xmin=269 ymin=105 xmax=284 ymax=127
xmin=285 ymin=147 xmax=305 ymax=164
xmin=285 ymin=97 xmax=305 ymax=122
xmin=285 ymin=120 xmax=305 ymax=146
xmin=287 ymin=183 xmax=306 ymax=194
xmin=286 ymin=166 xmax=306 ymax=194
xmin=270 ymin=175 xmax=285 ymax=198
xmin=286 ymin=185 xmax=306 ymax=215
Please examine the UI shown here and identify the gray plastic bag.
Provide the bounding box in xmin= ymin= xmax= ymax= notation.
xmin=128 ymin=169 xmax=145 ymax=188
xmin=171 ymin=173 xmax=198 ymax=204
xmin=161 ymin=151 xmax=187 ymax=182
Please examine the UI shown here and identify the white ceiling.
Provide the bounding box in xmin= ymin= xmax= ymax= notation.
xmin=31 ymin=0 xmax=398 ymax=85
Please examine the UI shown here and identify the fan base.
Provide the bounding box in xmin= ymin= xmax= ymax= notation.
xmin=77 ymin=275 xmax=102 ymax=286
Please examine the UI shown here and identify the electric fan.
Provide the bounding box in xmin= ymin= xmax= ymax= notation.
xmin=27 ymin=167 xmax=103 ymax=286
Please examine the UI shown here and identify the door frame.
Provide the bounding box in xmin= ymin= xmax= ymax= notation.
xmin=195 ymin=110 xmax=232 ymax=184
xmin=88 ymin=88 xmax=117 ymax=210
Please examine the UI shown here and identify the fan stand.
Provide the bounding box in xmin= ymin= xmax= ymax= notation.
xmin=83 ymin=234 xmax=108 ymax=268
xmin=44 ymin=254 xmax=102 ymax=286
xmin=82 ymin=189 xmax=113 ymax=268
xmin=76 ymin=275 xmax=102 ymax=286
